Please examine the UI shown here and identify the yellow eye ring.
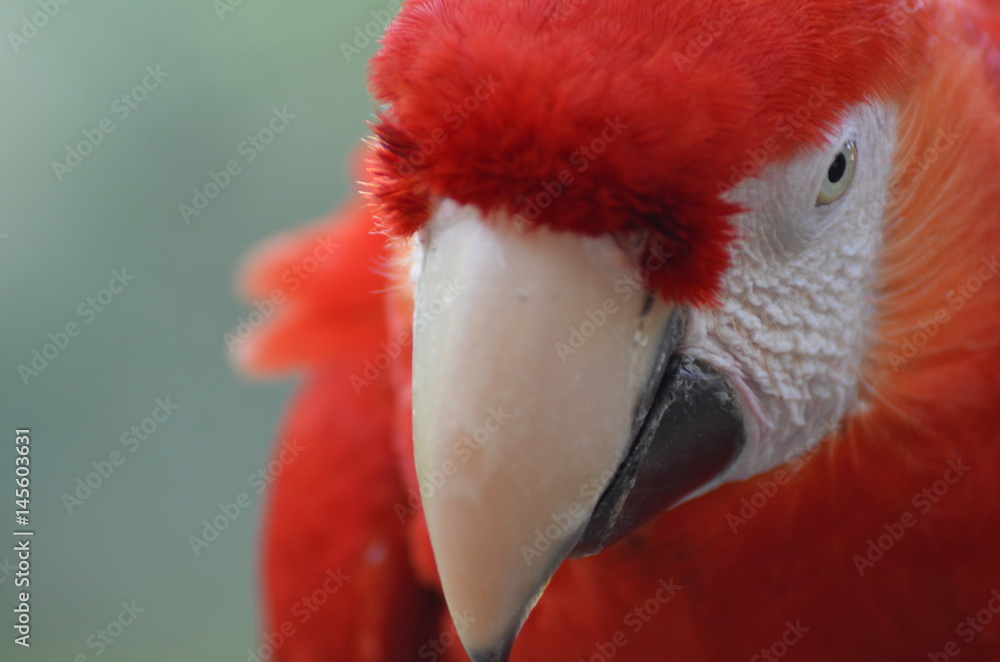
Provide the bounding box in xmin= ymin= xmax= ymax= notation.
xmin=816 ymin=140 xmax=857 ymax=206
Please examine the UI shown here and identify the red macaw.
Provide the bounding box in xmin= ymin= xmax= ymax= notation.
xmin=235 ymin=0 xmax=1000 ymax=660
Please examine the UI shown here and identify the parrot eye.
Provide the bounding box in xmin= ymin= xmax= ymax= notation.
xmin=816 ymin=140 xmax=857 ymax=206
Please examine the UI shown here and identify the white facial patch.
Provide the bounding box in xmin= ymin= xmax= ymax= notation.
xmin=682 ymin=102 xmax=897 ymax=486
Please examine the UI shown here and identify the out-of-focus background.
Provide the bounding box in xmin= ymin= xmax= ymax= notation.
xmin=0 ymin=1 xmax=388 ymax=659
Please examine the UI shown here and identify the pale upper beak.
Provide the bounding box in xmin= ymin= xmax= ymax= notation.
xmin=411 ymin=201 xmax=743 ymax=661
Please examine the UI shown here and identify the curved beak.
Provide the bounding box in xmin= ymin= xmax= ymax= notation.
xmin=412 ymin=201 xmax=744 ymax=661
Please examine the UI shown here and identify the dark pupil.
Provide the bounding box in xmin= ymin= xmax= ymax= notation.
xmin=828 ymin=152 xmax=847 ymax=183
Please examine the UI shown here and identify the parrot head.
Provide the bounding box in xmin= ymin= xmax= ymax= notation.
xmin=367 ymin=0 xmax=935 ymax=659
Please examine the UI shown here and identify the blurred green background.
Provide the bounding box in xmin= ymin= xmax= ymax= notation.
xmin=0 ymin=1 xmax=388 ymax=659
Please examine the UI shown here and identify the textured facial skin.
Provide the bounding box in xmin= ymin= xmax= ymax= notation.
xmin=682 ymin=102 xmax=897 ymax=492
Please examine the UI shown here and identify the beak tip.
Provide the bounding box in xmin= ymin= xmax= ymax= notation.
xmin=464 ymin=619 xmax=519 ymax=662
xmin=468 ymin=645 xmax=512 ymax=662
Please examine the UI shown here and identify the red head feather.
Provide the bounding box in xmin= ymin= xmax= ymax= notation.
xmin=368 ymin=0 xmax=926 ymax=304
